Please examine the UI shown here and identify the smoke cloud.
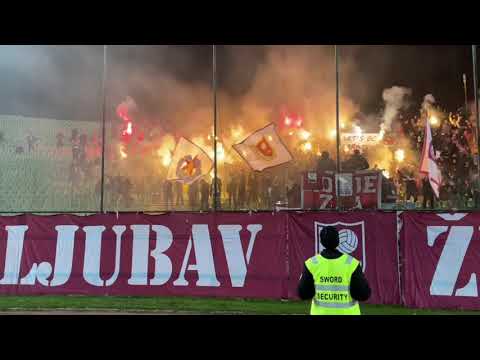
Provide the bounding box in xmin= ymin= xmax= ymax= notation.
xmin=421 ymin=93 xmax=436 ymax=113
xmin=0 ymin=45 xmax=424 ymax=187
xmin=382 ymin=86 xmax=412 ymax=131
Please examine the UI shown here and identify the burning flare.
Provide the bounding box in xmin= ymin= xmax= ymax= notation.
xmin=353 ymin=125 xmax=363 ymax=135
xmin=429 ymin=115 xmax=439 ymax=126
xmin=394 ymin=149 xmax=405 ymax=163
xmin=123 ymin=122 xmax=133 ymax=136
xmin=299 ymin=129 xmax=311 ymax=141
xmin=162 ymin=151 xmax=172 ymax=167
xmin=119 ymin=145 xmax=128 ymax=159
xmin=302 ymin=142 xmax=312 ymax=152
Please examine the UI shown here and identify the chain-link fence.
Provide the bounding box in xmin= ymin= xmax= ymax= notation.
xmin=0 ymin=45 xmax=478 ymax=213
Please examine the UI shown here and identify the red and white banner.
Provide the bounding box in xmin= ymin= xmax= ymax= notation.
xmin=15 ymin=210 xmax=480 ymax=311
xmin=0 ymin=212 xmax=401 ymax=304
xmin=301 ymin=170 xmax=382 ymax=209
xmin=0 ymin=213 xmax=287 ymax=298
xmin=287 ymin=212 xmax=401 ymax=305
xmin=400 ymin=212 xmax=480 ymax=310
xmin=301 ymin=171 xmax=337 ymax=209
xmin=341 ymin=133 xmax=382 ymax=146
xmin=167 ymin=137 xmax=213 ymax=184
xmin=233 ymin=123 xmax=293 ymax=171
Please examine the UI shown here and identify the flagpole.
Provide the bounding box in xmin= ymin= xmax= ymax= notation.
xmin=335 ymin=45 xmax=341 ymax=211
xmin=213 ymin=45 xmax=218 ymax=212
xmin=100 ymin=45 xmax=107 ymax=213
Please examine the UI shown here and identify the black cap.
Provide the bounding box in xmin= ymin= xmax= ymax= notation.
xmin=320 ymin=226 xmax=339 ymax=250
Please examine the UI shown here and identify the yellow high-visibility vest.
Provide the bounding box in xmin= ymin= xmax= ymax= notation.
xmin=305 ymin=253 xmax=361 ymax=315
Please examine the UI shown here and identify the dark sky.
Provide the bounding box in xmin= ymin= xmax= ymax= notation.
xmin=0 ymin=45 xmax=475 ymax=121
xmin=340 ymin=45 xmax=474 ymax=113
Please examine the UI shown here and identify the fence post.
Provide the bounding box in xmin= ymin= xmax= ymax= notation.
xmin=212 ymin=45 xmax=218 ymax=212
xmin=335 ymin=45 xmax=341 ymax=211
xmin=100 ymin=45 xmax=108 ymax=213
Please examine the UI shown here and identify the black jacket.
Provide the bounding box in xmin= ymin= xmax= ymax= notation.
xmin=317 ymin=158 xmax=336 ymax=172
xmin=297 ymin=249 xmax=371 ymax=302
xmin=343 ymin=155 xmax=370 ymax=172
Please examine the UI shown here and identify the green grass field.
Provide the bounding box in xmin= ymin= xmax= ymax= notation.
xmin=0 ymin=296 xmax=477 ymax=315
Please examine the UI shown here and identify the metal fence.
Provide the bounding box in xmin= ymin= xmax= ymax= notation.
xmin=0 ymin=45 xmax=478 ymax=213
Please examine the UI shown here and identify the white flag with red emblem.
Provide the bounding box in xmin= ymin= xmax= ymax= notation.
xmin=167 ymin=137 xmax=213 ymax=184
xmin=420 ymin=119 xmax=442 ymax=198
xmin=233 ymin=123 xmax=293 ymax=171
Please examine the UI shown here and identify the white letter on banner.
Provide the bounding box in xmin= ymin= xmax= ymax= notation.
xmin=50 ymin=226 xmax=79 ymax=286
xmin=20 ymin=225 xmax=79 ymax=286
xmin=218 ymin=224 xmax=262 ymax=287
xmin=83 ymin=226 xmax=125 ymax=287
xmin=322 ymin=177 xmax=332 ymax=193
xmin=173 ymin=224 xmax=220 ymax=287
xmin=128 ymin=225 xmax=150 ymax=285
xmin=429 ymin=226 xmax=477 ymax=297
xmin=364 ymin=176 xmax=377 ymax=193
xmin=149 ymin=225 xmax=173 ymax=285
xmin=355 ymin=177 xmax=362 ymax=194
xmin=0 ymin=226 xmax=28 ymax=285
xmin=355 ymin=196 xmax=363 ymax=209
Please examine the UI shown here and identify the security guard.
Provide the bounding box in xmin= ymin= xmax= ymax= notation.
xmin=297 ymin=226 xmax=371 ymax=315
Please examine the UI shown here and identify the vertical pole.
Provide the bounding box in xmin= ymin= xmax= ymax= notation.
xmin=473 ymin=45 xmax=480 ymax=210
xmin=213 ymin=45 xmax=218 ymax=211
xmin=335 ymin=45 xmax=341 ymax=211
xmin=463 ymin=73 xmax=468 ymax=113
xmin=473 ymin=46 xmax=480 ymax=160
xmin=100 ymin=45 xmax=107 ymax=213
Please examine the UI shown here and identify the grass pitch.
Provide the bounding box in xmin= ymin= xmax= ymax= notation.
xmin=0 ymin=296 xmax=477 ymax=315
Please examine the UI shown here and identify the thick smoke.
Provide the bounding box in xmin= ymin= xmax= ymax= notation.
xmin=117 ymin=96 xmax=137 ymax=117
xmin=106 ymin=46 xmax=363 ymax=165
xmin=421 ymin=93 xmax=436 ymax=113
xmin=382 ymin=86 xmax=412 ymax=131
xmin=0 ymin=45 xmax=104 ymax=121
xmin=1 ymin=46 xmax=393 ymax=184
xmin=100 ymin=45 xmax=372 ymax=184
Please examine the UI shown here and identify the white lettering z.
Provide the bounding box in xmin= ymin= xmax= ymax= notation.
xmin=319 ymin=194 xmax=333 ymax=209
xmin=429 ymin=226 xmax=477 ymax=297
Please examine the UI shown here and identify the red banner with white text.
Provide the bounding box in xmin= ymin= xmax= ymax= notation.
xmin=400 ymin=212 xmax=480 ymax=310
xmin=301 ymin=170 xmax=382 ymax=209
xmin=0 ymin=213 xmax=288 ymax=298
xmin=0 ymin=211 xmax=404 ymax=306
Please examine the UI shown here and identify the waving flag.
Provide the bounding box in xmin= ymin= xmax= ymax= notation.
xmin=420 ymin=118 xmax=442 ymax=198
xmin=167 ymin=137 xmax=213 ymax=184
xmin=233 ymin=123 xmax=293 ymax=171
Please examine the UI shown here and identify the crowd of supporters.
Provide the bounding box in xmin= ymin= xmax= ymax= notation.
xmin=397 ymin=109 xmax=478 ymax=209
xmin=24 ymin=110 xmax=480 ymax=211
